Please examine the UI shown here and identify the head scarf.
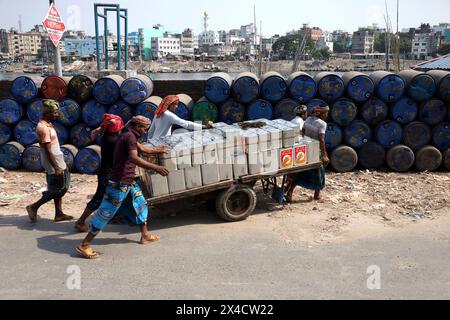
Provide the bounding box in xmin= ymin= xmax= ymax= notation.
xmin=99 ymin=113 xmax=125 ymax=134
xmin=43 ymin=99 xmax=59 ymax=115
xmin=127 ymin=115 xmax=151 ymax=128
xmin=311 ymin=105 xmax=330 ymax=116
xmin=294 ymin=105 xmax=308 ymax=115
xmin=155 ymin=95 xmax=179 ymax=118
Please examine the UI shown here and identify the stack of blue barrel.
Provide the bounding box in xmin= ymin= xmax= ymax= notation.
xmin=0 ymin=73 xmax=157 ymax=175
xmin=201 ymin=70 xmax=450 ymax=173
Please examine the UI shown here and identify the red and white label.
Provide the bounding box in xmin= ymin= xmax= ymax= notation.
xmin=280 ymin=149 xmax=293 ymax=169
xmin=43 ymin=3 xmax=66 ymax=47
xmin=294 ymin=145 xmax=307 ymax=166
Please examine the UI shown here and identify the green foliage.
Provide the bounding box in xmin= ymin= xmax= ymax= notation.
xmin=311 ymin=47 xmax=331 ymax=61
xmin=374 ymin=33 xmax=386 ymax=53
xmin=333 ymin=39 xmax=347 ymax=53
xmin=438 ymin=43 xmax=450 ymax=55
xmin=272 ymin=34 xmax=314 ymax=58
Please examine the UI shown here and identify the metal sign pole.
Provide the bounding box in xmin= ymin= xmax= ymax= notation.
xmin=49 ymin=0 xmax=62 ymax=76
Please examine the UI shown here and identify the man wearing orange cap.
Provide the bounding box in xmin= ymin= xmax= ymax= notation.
xmin=147 ymin=95 xmax=213 ymax=139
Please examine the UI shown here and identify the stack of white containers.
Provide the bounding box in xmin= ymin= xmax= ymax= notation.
xmin=141 ymin=119 xmax=321 ymax=198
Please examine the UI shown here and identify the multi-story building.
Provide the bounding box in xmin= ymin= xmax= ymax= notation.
xmin=217 ymin=30 xmax=227 ymax=43
xmin=139 ymin=25 xmax=166 ymax=60
xmin=299 ymin=24 xmax=323 ymax=43
xmin=0 ymin=29 xmax=8 ymax=54
xmin=7 ymin=28 xmax=42 ymax=60
xmin=411 ymin=33 xmax=442 ymax=59
xmin=239 ymin=23 xmax=260 ymax=44
xmin=63 ymin=38 xmax=99 ymax=57
xmin=180 ymin=28 xmax=197 ymax=55
xmin=151 ymin=36 xmax=180 ymax=59
xmin=432 ymin=23 xmax=450 ymax=34
xmin=351 ymin=30 xmax=375 ymax=54
xmin=38 ymin=34 xmax=65 ymax=63
xmin=198 ymin=30 xmax=220 ymax=46
xmin=317 ymin=37 xmax=334 ymax=52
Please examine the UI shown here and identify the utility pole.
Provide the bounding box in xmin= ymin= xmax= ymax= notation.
xmin=49 ymin=0 xmax=62 ymax=76
xmin=259 ymin=20 xmax=263 ymax=76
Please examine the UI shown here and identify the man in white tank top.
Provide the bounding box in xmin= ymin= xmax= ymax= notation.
xmin=26 ymin=100 xmax=73 ymax=223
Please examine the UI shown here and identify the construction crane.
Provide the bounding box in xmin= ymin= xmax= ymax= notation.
xmin=291 ymin=31 xmax=308 ymax=73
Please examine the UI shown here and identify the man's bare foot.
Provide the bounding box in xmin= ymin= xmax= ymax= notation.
xmin=74 ymin=221 xmax=89 ymax=233
xmin=140 ymin=234 xmax=160 ymax=245
xmin=26 ymin=205 xmax=38 ymax=223
xmin=54 ymin=213 xmax=74 ymax=222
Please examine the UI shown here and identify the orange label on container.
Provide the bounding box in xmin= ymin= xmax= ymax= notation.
xmin=280 ymin=149 xmax=293 ymax=169
xmin=294 ymin=145 xmax=307 ymax=166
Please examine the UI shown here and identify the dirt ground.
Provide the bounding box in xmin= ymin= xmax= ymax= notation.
xmin=0 ymin=169 xmax=448 ymax=245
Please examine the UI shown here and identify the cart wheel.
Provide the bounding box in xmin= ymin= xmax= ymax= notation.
xmin=216 ymin=185 xmax=257 ymax=222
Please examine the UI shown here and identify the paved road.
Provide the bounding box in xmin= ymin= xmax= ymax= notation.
xmin=1 ymin=210 xmax=450 ymax=300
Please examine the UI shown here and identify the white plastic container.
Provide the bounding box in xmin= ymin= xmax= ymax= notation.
xmin=201 ymin=163 xmax=221 ymax=185
xmin=167 ymin=169 xmax=186 ymax=193
xmin=233 ymin=152 xmax=249 ymax=178
xmin=184 ymin=166 xmax=203 ymax=189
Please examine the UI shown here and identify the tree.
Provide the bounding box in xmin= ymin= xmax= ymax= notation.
xmin=333 ymin=39 xmax=346 ymax=53
xmin=374 ymin=33 xmax=386 ymax=53
xmin=311 ymin=47 xmax=331 ymax=61
xmin=399 ymin=38 xmax=412 ymax=54
xmin=272 ymin=34 xmax=314 ymax=58
xmin=438 ymin=44 xmax=450 ymax=55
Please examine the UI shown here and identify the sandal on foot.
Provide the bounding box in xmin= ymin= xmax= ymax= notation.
xmin=76 ymin=246 xmax=100 ymax=259
xmin=140 ymin=234 xmax=160 ymax=245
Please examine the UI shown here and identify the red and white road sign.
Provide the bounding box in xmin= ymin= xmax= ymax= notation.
xmin=43 ymin=3 xmax=66 ymax=47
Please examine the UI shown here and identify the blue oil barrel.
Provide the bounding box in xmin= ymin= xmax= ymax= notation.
xmin=358 ymin=141 xmax=386 ymax=169
xmin=330 ymin=146 xmax=358 ymax=172
xmin=399 ymin=70 xmax=436 ymax=102
xmin=74 ymin=145 xmax=101 ymax=175
xmin=174 ymin=94 xmax=194 ymax=121
xmin=204 ymin=72 xmax=233 ymax=104
xmin=231 ymin=72 xmax=260 ymax=104
xmin=61 ymin=144 xmax=78 ymax=172
xmin=375 ymin=120 xmax=403 ymax=148
xmin=386 ymin=145 xmax=415 ymax=172
xmin=13 ymin=120 xmax=37 ymax=146
xmin=57 ymin=98 xmax=81 ymax=127
xmin=360 ymin=97 xmax=388 ymax=126
xmin=70 ymin=123 xmax=93 ymax=148
xmin=342 ymin=71 xmax=374 ymax=103
xmin=260 ymin=72 xmax=287 ymax=103
xmin=415 ymin=145 xmax=442 ymax=172
xmin=22 ymin=144 xmax=43 ymax=172
xmin=427 ymin=70 xmax=450 ymax=103
xmin=306 ymin=98 xmax=328 ymax=114
xmin=92 ymin=75 xmax=124 ymax=105
xmin=246 ymin=99 xmax=273 ymax=121
xmin=0 ymin=98 xmax=23 ymax=125
xmin=370 ymin=71 xmax=405 ymax=103
xmin=107 ymin=101 xmax=133 ymax=123
xmin=53 ymin=122 xmax=69 ymax=145
xmin=135 ymin=96 xmax=162 ymax=121
xmin=403 ymin=121 xmax=431 ymax=151
xmin=391 ymin=97 xmax=418 ymax=125
xmin=0 ymin=123 xmax=11 ymax=145
xmin=218 ymin=99 xmax=245 ymax=124
xmin=82 ymin=99 xmax=106 ymax=127
xmin=313 ymin=72 xmax=345 ymax=103
xmin=325 ymin=123 xmax=343 ymax=150
xmin=419 ymin=99 xmax=447 ymax=126
xmin=192 ymin=97 xmax=219 ymax=124
xmin=27 ymin=99 xmax=44 ymax=124
xmin=344 ymin=120 xmax=372 ymax=149
xmin=287 ymin=71 xmax=317 ymax=103
xmin=0 ymin=141 xmax=24 ymax=170
xmin=330 ymin=98 xmax=357 ymax=126
xmin=67 ymin=75 xmax=96 ymax=104
xmin=120 ymin=74 xmax=154 ymax=105
xmin=432 ymin=122 xmax=450 ymax=151
xmin=10 ymin=76 xmax=42 ymax=104
xmin=273 ymin=98 xmax=298 ymax=121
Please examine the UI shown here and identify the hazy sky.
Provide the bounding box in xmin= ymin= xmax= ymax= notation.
xmin=0 ymin=0 xmax=449 ymax=36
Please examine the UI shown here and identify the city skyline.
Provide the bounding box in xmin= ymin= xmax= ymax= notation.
xmin=0 ymin=0 xmax=449 ymax=37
